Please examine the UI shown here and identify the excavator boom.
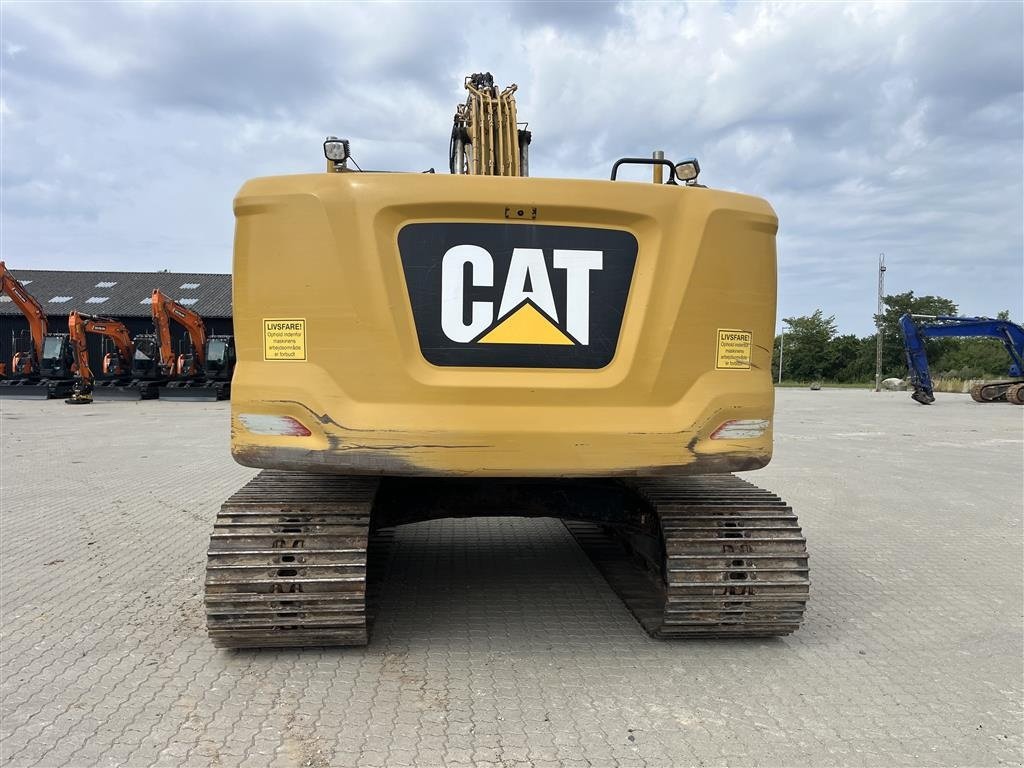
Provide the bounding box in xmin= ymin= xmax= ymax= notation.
xmin=151 ymin=289 xmax=207 ymax=376
xmin=450 ymin=72 xmax=531 ymax=177
xmin=67 ymin=312 xmax=94 ymax=385
xmin=0 ymin=261 xmax=48 ymax=371
xmin=898 ymin=313 xmax=1024 ymax=404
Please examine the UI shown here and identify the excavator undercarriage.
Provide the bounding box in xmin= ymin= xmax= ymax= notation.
xmin=206 ymin=473 xmax=808 ymax=648
xmin=970 ymin=380 xmax=1024 ymax=404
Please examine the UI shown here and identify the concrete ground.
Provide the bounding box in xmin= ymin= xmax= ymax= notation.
xmin=0 ymin=389 xmax=1021 ymax=768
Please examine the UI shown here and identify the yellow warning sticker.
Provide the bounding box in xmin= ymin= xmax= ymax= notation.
xmin=263 ymin=318 xmax=306 ymax=361
xmin=716 ymin=329 xmax=752 ymax=370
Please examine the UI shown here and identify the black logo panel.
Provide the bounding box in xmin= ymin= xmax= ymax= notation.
xmin=399 ymin=223 xmax=637 ymax=368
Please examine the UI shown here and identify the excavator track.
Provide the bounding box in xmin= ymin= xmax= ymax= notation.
xmin=1008 ymin=383 xmax=1024 ymax=405
xmin=970 ymin=380 xmax=1024 ymax=404
xmin=206 ymin=472 xmax=806 ymax=647
xmin=567 ymin=475 xmax=809 ymax=638
xmin=205 ymin=471 xmax=385 ymax=649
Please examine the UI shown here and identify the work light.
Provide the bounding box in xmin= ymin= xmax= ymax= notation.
xmin=674 ymin=158 xmax=700 ymax=183
xmin=323 ymin=137 xmax=350 ymax=163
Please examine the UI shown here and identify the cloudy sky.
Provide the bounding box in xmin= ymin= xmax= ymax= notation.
xmin=2 ymin=1 xmax=1021 ymax=335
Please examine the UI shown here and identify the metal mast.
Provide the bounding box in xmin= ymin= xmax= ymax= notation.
xmin=874 ymin=253 xmax=886 ymax=392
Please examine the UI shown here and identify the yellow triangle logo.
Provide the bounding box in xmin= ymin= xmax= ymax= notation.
xmin=478 ymin=302 xmax=575 ymax=345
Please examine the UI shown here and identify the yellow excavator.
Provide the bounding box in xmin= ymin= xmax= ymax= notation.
xmin=204 ymin=74 xmax=809 ymax=648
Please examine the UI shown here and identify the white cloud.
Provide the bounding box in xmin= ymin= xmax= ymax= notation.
xmin=1 ymin=0 xmax=1020 ymax=333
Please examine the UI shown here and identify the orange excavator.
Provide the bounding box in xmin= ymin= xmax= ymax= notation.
xmin=152 ymin=288 xmax=206 ymax=377
xmin=64 ymin=311 xmax=135 ymax=404
xmin=0 ymin=261 xmax=75 ymax=399
xmin=151 ymin=288 xmax=235 ymax=401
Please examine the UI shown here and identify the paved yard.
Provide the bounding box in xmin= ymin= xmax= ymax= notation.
xmin=1 ymin=389 xmax=1021 ymax=767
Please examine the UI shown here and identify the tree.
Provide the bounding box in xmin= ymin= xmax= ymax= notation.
xmin=776 ymin=310 xmax=838 ymax=381
xmin=935 ymin=339 xmax=1014 ymax=378
xmin=830 ymin=334 xmax=875 ymax=382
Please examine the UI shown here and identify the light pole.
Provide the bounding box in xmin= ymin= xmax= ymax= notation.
xmin=874 ymin=253 xmax=886 ymax=392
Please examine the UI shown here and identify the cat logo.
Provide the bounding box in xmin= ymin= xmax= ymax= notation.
xmin=440 ymin=245 xmax=600 ymax=346
xmin=400 ymin=223 xmax=637 ymax=368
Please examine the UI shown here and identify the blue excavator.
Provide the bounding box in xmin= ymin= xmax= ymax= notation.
xmin=898 ymin=313 xmax=1024 ymax=405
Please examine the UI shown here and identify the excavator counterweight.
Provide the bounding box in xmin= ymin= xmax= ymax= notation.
xmin=203 ymin=75 xmax=808 ymax=649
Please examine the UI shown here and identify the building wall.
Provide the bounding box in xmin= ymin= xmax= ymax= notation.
xmin=0 ymin=316 xmax=234 ymax=376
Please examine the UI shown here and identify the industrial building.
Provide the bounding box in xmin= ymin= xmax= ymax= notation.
xmin=0 ymin=268 xmax=232 ymax=369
